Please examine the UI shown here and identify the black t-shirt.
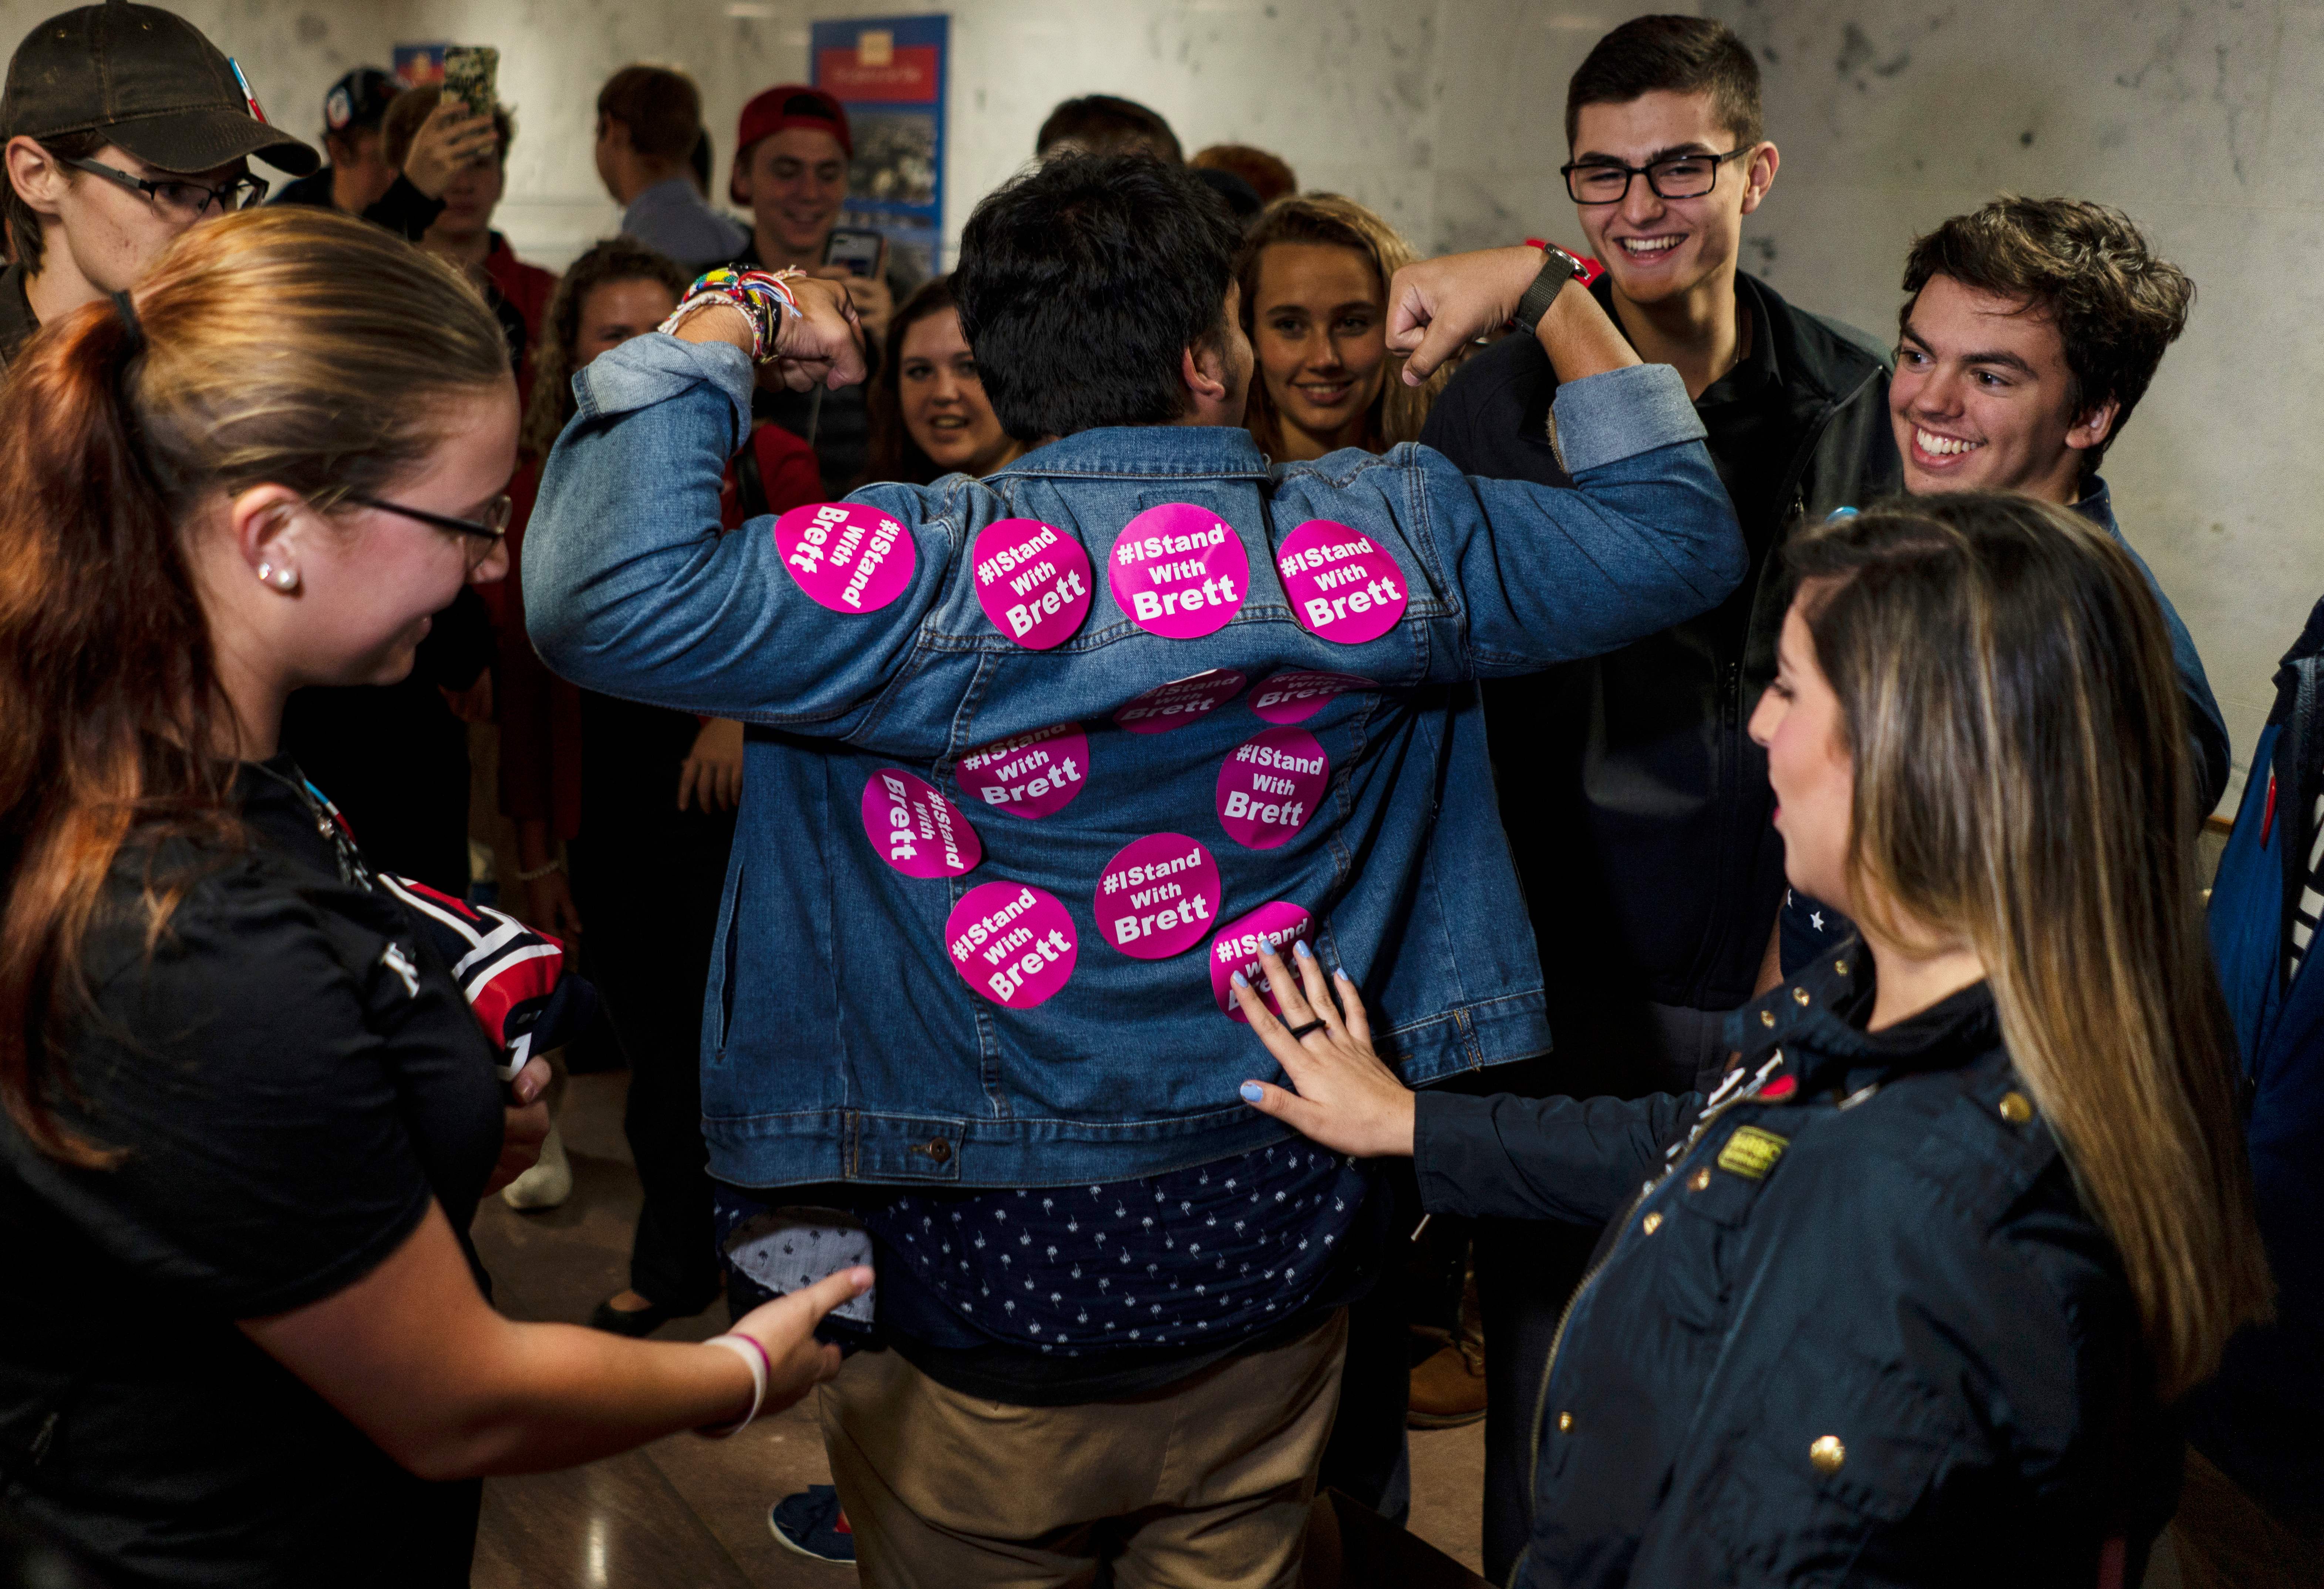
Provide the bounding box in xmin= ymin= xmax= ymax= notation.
xmin=0 ymin=758 xmax=504 ymax=1587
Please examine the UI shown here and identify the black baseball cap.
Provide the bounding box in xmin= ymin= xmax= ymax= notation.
xmin=2 ymin=0 xmax=319 ymax=175
xmin=323 ymin=66 xmax=397 ymax=139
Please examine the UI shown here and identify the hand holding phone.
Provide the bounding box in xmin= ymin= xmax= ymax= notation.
xmin=817 ymin=230 xmax=895 ymax=343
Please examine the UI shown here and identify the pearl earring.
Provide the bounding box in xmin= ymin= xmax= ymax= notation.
xmin=257 ymin=562 xmax=297 ymax=591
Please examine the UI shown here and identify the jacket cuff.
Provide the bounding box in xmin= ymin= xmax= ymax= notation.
xmin=1412 ymin=1090 xmax=1494 ymax=1215
xmin=571 ymin=333 xmax=755 ymax=451
xmin=1548 ymin=363 xmax=1705 ymax=474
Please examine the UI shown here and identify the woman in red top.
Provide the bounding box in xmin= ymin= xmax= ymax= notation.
xmin=495 ymin=239 xmax=819 ymax=1338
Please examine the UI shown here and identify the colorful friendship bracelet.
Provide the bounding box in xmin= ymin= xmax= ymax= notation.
xmin=659 ymin=266 xmax=806 ymax=364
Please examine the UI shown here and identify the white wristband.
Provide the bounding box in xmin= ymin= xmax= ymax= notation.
xmin=697 ymin=1333 xmax=768 ymax=1438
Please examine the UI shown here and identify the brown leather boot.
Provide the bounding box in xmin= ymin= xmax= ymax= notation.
xmin=1407 ymin=1332 xmax=1486 ymax=1428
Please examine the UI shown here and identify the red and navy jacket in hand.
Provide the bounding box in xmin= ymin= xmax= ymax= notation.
xmin=380 ymin=877 xmax=595 ymax=1083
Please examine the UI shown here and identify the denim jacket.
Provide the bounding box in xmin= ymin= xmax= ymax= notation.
xmin=526 ymin=335 xmax=1741 ymax=1189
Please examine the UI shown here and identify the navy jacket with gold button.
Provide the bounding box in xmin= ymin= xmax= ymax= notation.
xmin=1414 ymin=950 xmax=2178 ymax=1588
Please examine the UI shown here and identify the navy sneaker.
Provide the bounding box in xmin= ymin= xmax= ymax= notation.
xmin=769 ymin=1484 xmax=856 ymax=1565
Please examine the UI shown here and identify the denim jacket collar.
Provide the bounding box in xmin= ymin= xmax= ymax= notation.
xmin=992 ymin=424 xmax=1274 ymax=482
xmin=2071 ymin=475 xmax=2115 ymax=534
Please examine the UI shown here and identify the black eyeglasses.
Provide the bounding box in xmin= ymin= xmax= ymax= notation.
xmin=344 ymin=492 xmax=514 ymax=543
xmin=1561 ymin=147 xmax=1751 ymax=206
xmin=64 ymin=156 xmax=269 ymax=218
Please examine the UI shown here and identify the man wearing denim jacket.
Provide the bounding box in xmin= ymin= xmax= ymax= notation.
xmin=525 ymin=154 xmax=1742 ymax=1585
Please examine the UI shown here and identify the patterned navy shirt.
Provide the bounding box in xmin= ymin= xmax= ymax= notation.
xmin=857 ymin=1139 xmax=1370 ymax=1357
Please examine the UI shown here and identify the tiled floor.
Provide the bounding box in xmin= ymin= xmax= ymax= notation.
xmin=468 ymin=1072 xmax=1489 ymax=1586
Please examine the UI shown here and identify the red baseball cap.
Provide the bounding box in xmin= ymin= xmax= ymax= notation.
xmin=735 ymin=84 xmax=851 ymax=159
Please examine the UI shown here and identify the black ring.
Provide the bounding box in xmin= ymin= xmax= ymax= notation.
xmin=1285 ymin=1018 xmax=1328 ymax=1041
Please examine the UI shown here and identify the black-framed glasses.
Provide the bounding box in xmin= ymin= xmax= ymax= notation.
xmin=1560 ymin=147 xmax=1751 ymax=206
xmin=344 ymin=492 xmax=513 ymax=543
xmin=63 ymin=156 xmax=269 ymax=218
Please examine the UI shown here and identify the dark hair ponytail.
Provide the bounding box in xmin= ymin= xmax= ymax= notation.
xmin=0 ymin=206 xmax=509 ymax=1165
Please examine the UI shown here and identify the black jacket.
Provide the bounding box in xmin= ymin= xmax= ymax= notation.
xmin=1421 ymin=273 xmax=1900 ymax=1018
xmin=269 ymin=168 xmax=445 ymax=244
xmin=1415 ymin=954 xmax=2178 ymax=1587
xmin=0 ymin=261 xmax=37 ymax=372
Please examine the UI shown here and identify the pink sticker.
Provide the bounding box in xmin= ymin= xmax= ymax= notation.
xmin=971 ymin=518 xmax=1092 ymax=650
xmin=775 ymin=501 xmax=917 ymax=613
xmin=1209 ymin=902 xmax=1317 ymax=1022
xmin=1276 ymin=519 xmax=1408 ymax=644
xmin=1215 ymin=728 xmax=1328 ymax=849
xmin=1095 ymin=834 xmax=1220 ymax=959
xmin=860 ymin=769 xmax=981 ymax=879
xmin=945 ymin=882 xmax=1078 ymax=1009
xmin=1109 ymin=503 xmax=1250 ymax=639
xmin=1249 ymin=670 xmax=1376 ymax=725
xmin=955 ymin=723 xmax=1091 ymax=819
xmin=1114 ymin=669 xmax=1246 ymax=735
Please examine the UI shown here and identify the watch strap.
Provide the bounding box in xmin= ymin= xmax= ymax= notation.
xmin=1513 ymin=246 xmax=1585 ymax=334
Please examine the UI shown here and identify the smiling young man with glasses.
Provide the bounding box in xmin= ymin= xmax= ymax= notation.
xmin=1415 ymin=15 xmax=1901 ymax=1579
xmin=0 ymin=0 xmax=316 ymax=370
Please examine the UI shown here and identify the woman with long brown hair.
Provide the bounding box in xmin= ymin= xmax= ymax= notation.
xmin=1235 ymin=193 xmax=1448 ymax=462
xmin=1231 ymin=493 xmax=2272 ymax=1586
xmin=0 ymin=206 xmax=867 ymax=1586
xmin=860 ymin=273 xmax=1022 ymax=487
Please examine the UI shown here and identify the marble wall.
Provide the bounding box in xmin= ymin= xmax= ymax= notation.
xmin=5 ymin=0 xmax=2305 ymax=802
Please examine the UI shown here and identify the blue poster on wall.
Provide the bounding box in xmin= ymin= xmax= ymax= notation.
xmin=810 ymin=13 xmax=949 ymax=279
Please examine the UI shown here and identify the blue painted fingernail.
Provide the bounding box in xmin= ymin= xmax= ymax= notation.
xmin=1239 ymin=1081 xmax=1264 ymax=1103
xmin=1230 ymin=970 xmax=1249 ymax=990
xmin=1294 ymin=939 xmax=1314 ymax=960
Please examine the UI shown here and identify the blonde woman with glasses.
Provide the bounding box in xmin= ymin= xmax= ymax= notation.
xmin=1232 ymin=492 xmax=2271 ymax=1588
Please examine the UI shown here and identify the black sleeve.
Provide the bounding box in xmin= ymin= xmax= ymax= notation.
xmin=411 ymin=585 xmax=495 ymax=692
xmin=2186 ymin=686 xmax=2233 ymax=820
xmin=363 ymin=174 xmax=446 ymax=244
xmin=11 ymin=866 xmax=441 ymax=1318
xmin=1412 ymin=1087 xmax=1700 ymax=1224
xmin=1416 ymin=330 xmax=1574 ymax=489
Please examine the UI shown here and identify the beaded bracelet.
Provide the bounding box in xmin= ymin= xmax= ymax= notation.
xmin=658 ymin=266 xmax=805 ymax=364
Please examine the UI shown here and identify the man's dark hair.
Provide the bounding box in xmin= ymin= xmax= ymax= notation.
xmin=596 ymin=64 xmax=703 ymax=164
xmin=1902 ymin=195 xmax=2193 ymax=482
xmin=956 ymin=154 xmax=1240 ymax=440
xmin=1035 ymin=95 xmax=1182 ymax=163
xmin=5 ymin=127 xmax=101 ymax=272
xmin=1565 ymin=16 xmax=1764 ymax=151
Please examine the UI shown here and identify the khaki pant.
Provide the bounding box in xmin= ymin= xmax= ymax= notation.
xmin=820 ymin=1310 xmax=1349 ymax=1589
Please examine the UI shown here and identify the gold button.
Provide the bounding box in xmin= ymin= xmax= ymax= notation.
xmin=1759 ymin=1009 xmax=1776 ymax=1028
xmin=1688 ymin=1167 xmax=1712 ymax=1192
xmin=1641 ymin=1212 xmax=1664 ymax=1235
xmin=1998 ymin=1091 xmax=2033 ymax=1125
xmin=1834 ymin=959 xmax=1850 ymax=977
xmin=1792 ymin=987 xmax=1811 ymax=1006
xmin=1556 ymin=1412 xmax=1574 ymax=1433
xmin=925 ymin=1137 xmax=952 ymax=1162
xmin=1809 ymin=1434 xmax=1845 ymax=1472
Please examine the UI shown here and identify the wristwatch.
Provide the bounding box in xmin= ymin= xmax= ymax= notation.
xmin=1512 ymin=244 xmax=1589 ymax=333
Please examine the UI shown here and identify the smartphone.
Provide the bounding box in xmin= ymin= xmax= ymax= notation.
xmin=441 ymin=45 xmax=499 ymax=117
xmin=823 ymin=227 xmax=888 ymax=279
